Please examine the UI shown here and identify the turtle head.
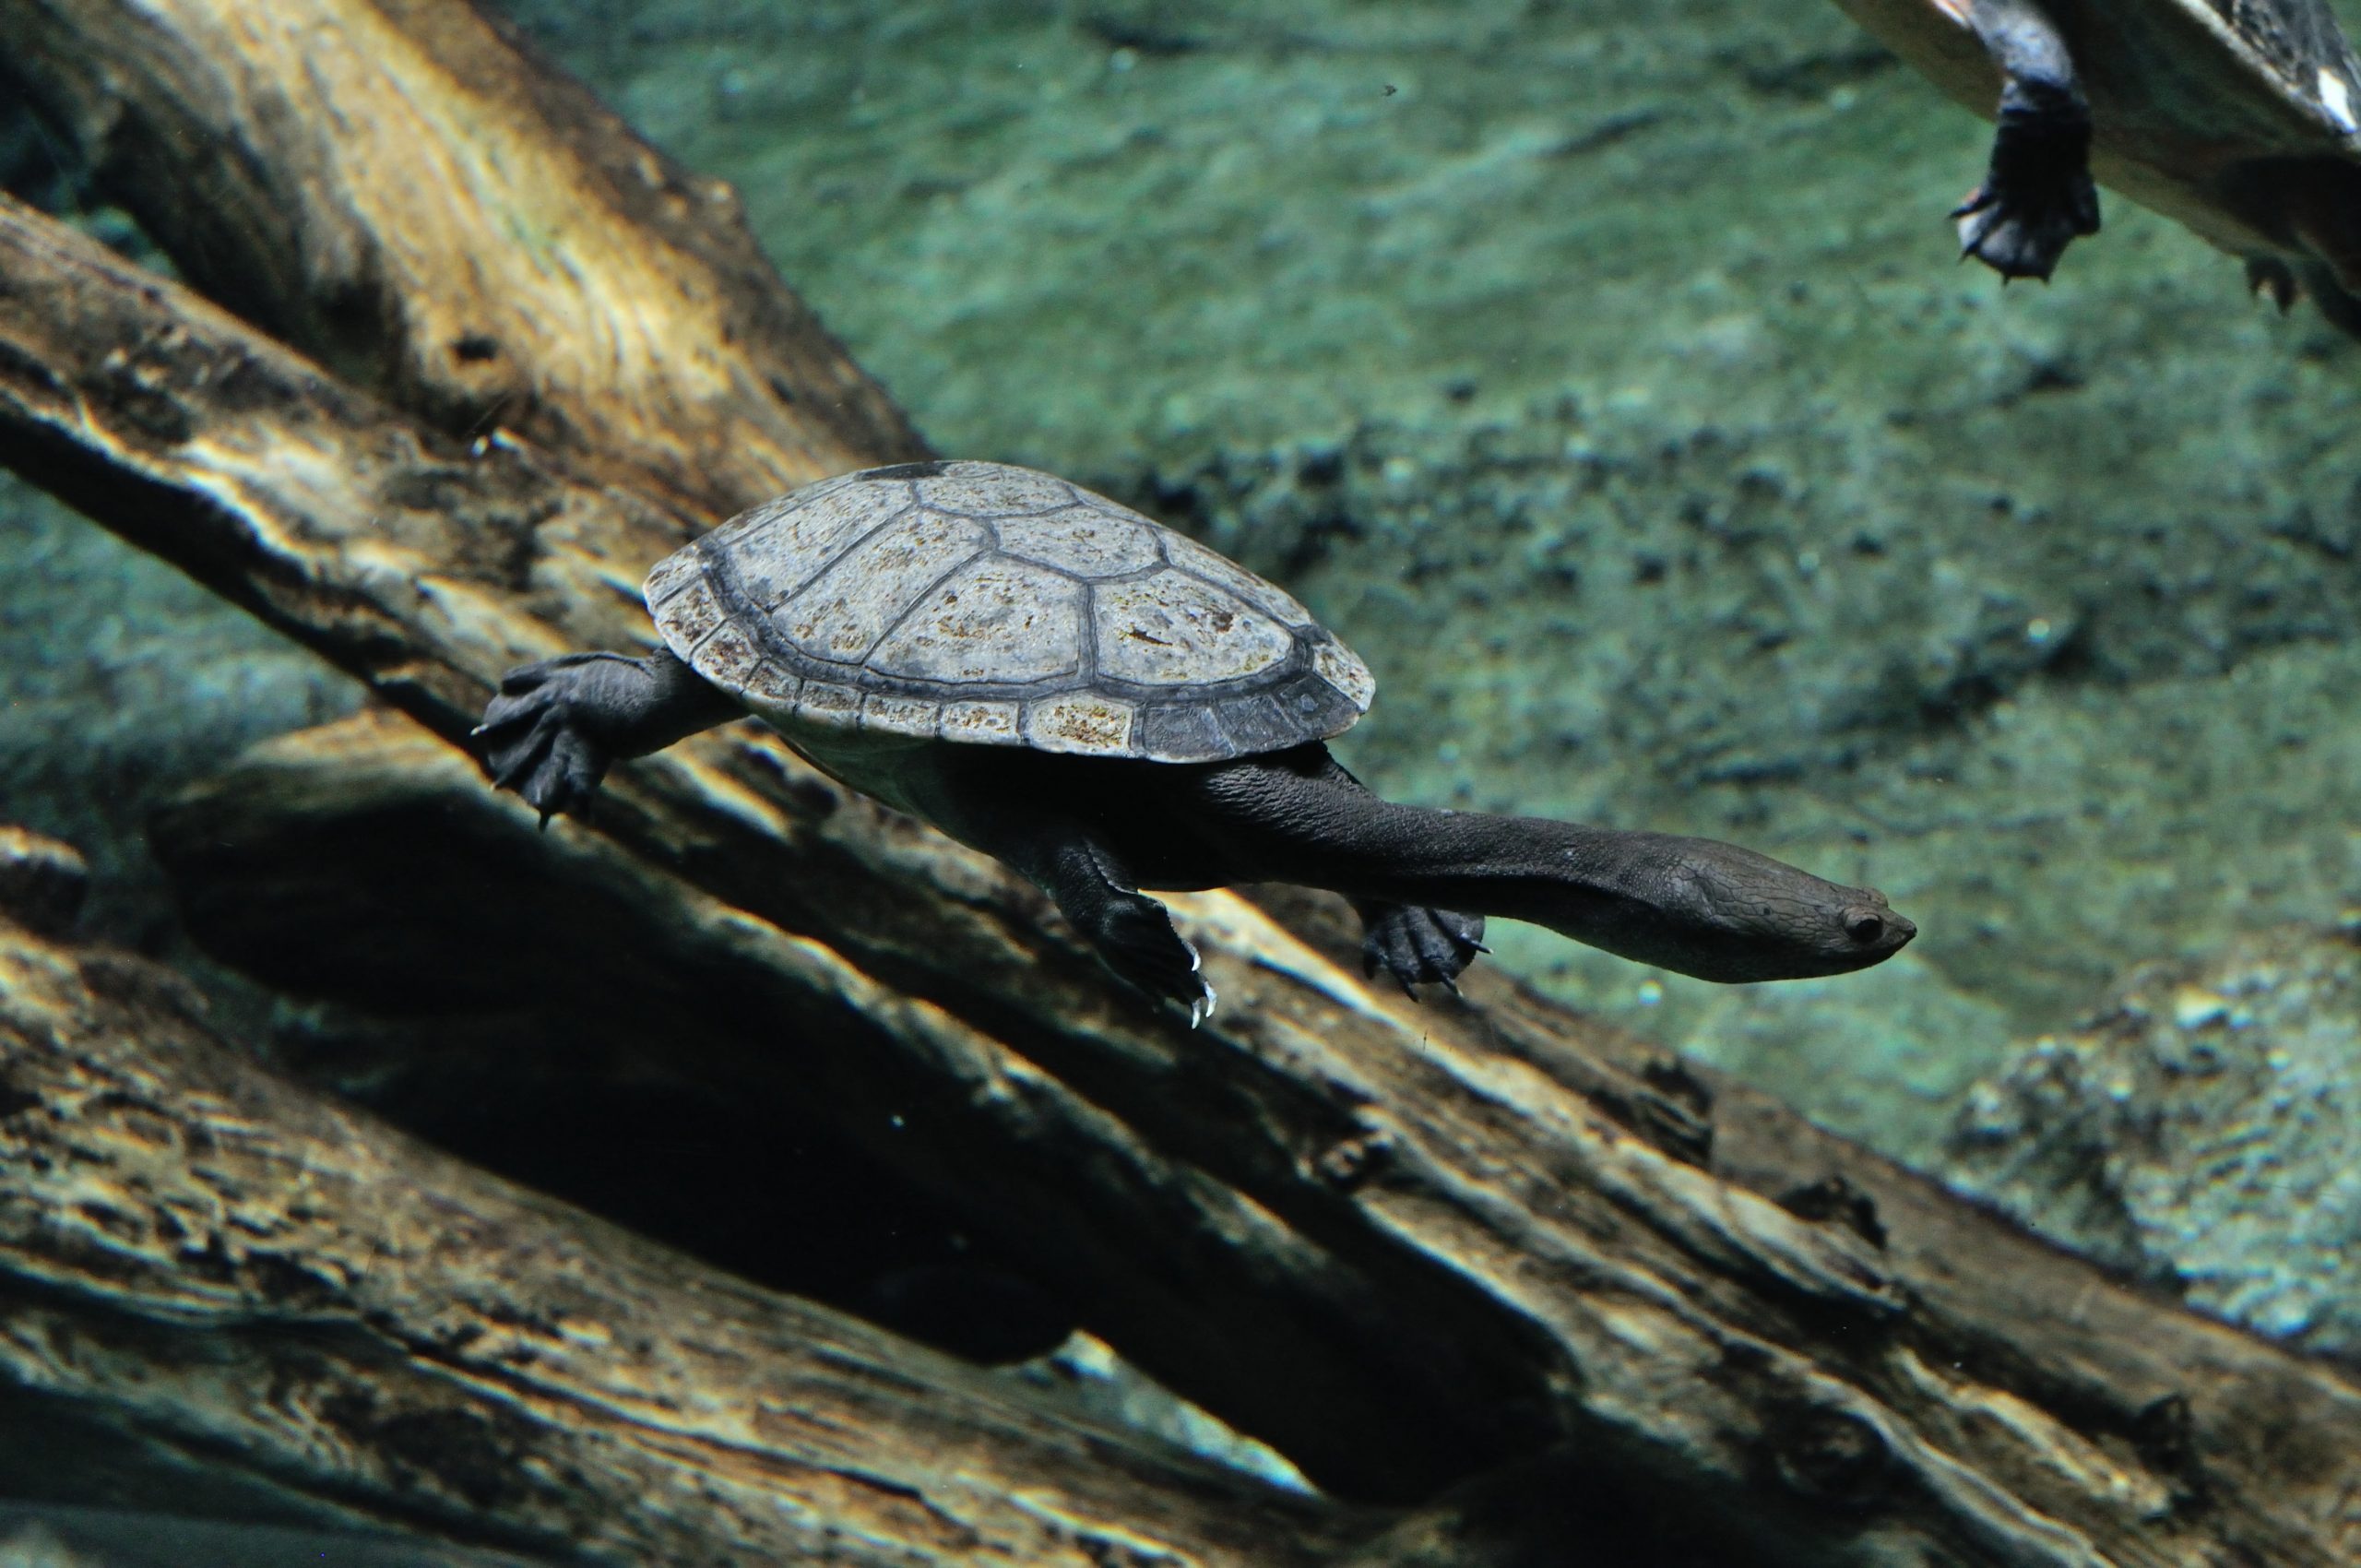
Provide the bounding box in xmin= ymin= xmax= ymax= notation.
xmin=1578 ymin=837 xmax=1916 ymax=983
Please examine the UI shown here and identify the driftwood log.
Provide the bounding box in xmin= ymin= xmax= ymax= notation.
xmin=1 ymin=1 xmax=2358 ymax=1563
xmin=0 ymin=0 xmax=927 ymax=515
xmin=0 ymin=894 xmax=1369 ymax=1566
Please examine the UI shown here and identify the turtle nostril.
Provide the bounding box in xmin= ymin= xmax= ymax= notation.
xmin=1846 ymin=911 xmax=1887 ymax=944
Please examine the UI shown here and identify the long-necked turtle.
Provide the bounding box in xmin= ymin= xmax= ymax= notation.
xmin=1833 ymin=0 xmax=2361 ymax=327
xmin=473 ymin=460 xmax=1913 ymax=1020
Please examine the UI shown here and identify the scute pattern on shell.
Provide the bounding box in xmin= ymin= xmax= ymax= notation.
xmin=2206 ymin=0 xmax=2361 ymax=124
xmin=646 ymin=460 xmax=1373 ymax=760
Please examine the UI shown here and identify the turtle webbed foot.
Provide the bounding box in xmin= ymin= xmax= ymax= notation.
xmin=470 ymin=653 xmax=639 ymax=826
xmin=1358 ymin=903 xmax=1488 ymax=998
xmin=1093 ymin=892 xmax=1218 ymax=1028
xmin=1954 ymin=101 xmax=2100 ymax=281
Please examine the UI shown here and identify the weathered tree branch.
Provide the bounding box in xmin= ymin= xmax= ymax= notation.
xmin=144 ymin=710 xmax=1523 ymax=1502
xmin=0 ymin=899 xmax=1368 ymax=1567
xmin=0 ymin=0 xmax=929 ymax=516
xmin=155 ymin=709 xmax=2361 ymax=1568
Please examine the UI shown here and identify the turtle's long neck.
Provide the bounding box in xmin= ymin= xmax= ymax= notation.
xmin=1192 ymin=750 xmax=1680 ymax=926
xmin=1186 ymin=746 xmax=1907 ymax=982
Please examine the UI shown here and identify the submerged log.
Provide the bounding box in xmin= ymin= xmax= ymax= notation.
xmin=0 ymin=829 xmax=86 ymax=941
xmin=144 ymin=710 xmax=1523 ymax=1503
xmin=0 ymin=0 xmax=928 ymax=516
xmin=146 ymin=706 xmax=2361 ymax=1567
xmin=0 ymin=905 xmax=1366 ymax=1567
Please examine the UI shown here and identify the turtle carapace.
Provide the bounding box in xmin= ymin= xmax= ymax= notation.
xmin=1833 ymin=0 xmax=2361 ymax=331
xmin=474 ymin=461 xmax=1915 ymax=1022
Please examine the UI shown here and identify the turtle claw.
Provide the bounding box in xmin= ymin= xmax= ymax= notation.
xmin=1358 ymin=904 xmax=1488 ymax=997
xmin=1179 ymin=936 xmax=1218 ymax=1028
xmin=1089 ymin=892 xmax=1216 ymax=1024
xmin=2248 ymin=256 xmax=2302 ymax=312
xmin=1954 ymin=186 xmax=2096 ymax=281
xmin=1953 ymin=101 xmax=2099 ymax=282
xmin=472 ymin=657 xmax=622 ymax=825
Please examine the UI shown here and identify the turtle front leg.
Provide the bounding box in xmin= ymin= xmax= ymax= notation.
xmin=1952 ymin=0 xmax=2101 ymax=280
xmin=1355 ymin=900 xmax=1488 ymax=996
xmin=472 ymin=647 xmax=738 ymax=826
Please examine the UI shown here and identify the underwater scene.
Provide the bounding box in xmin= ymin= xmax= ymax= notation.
xmin=4 ymin=0 xmax=2361 ymax=1562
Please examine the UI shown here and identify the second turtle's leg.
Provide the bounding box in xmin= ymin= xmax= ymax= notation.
xmin=472 ymin=647 xmax=739 ymax=825
xmin=1953 ymin=0 xmax=2100 ymax=279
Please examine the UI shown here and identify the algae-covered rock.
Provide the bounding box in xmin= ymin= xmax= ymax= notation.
xmin=1949 ymin=924 xmax=2361 ymax=1360
xmin=1104 ymin=400 xmax=2361 ymax=1155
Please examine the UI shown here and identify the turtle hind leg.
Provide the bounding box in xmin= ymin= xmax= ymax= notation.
xmin=1095 ymin=885 xmax=1218 ymax=1027
xmin=1952 ymin=1 xmax=2100 ymax=281
xmin=1356 ymin=901 xmax=1488 ymax=997
xmin=1010 ymin=832 xmax=1217 ymax=1025
xmin=471 ymin=647 xmax=736 ymax=826
xmin=2247 ymin=253 xmax=2361 ymax=337
xmin=2277 ymin=159 xmax=2361 ymax=339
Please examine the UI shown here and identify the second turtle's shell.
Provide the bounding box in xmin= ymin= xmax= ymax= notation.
xmin=646 ymin=460 xmax=1375 ymax=762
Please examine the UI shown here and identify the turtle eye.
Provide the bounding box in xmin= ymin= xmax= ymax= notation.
xmin=1845 ymin=912 xmax=1886 ymax=944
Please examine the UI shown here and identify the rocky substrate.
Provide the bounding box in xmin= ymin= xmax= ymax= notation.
xmin=1951 ymin=922 xmax=2361 ymax=1365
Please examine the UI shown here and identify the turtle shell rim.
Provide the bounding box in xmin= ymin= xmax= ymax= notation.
xmin=644 ymin=500 xmax=1374 ymax=764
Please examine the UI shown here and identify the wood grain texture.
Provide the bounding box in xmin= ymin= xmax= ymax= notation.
xmin=136 ymin=704 xmax=2361 ymax=1567
xmin=0 ymin=909 xmax=1366 ymax=1566
xmin=0 ymin=0 xmax=929 ymax=515
xmin=145 ymin=709 xmax=1524 ymax=1503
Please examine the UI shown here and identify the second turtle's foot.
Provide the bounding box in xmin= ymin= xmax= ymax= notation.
xmin=2248 ymin=255 xmax=2302 ymax=312
xmin=2241 ymin=255 xmax=2361 ymax=335
xmin=1358 ymin=903 xmax=1488 ymax=997
xmin=470 ymin=652 xmax=641 ymax=826
xmin=1094 ymin=892 xmax=1218 ymax=1028
xmin=1953 ymin=109 xmax=2100 ymax=281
